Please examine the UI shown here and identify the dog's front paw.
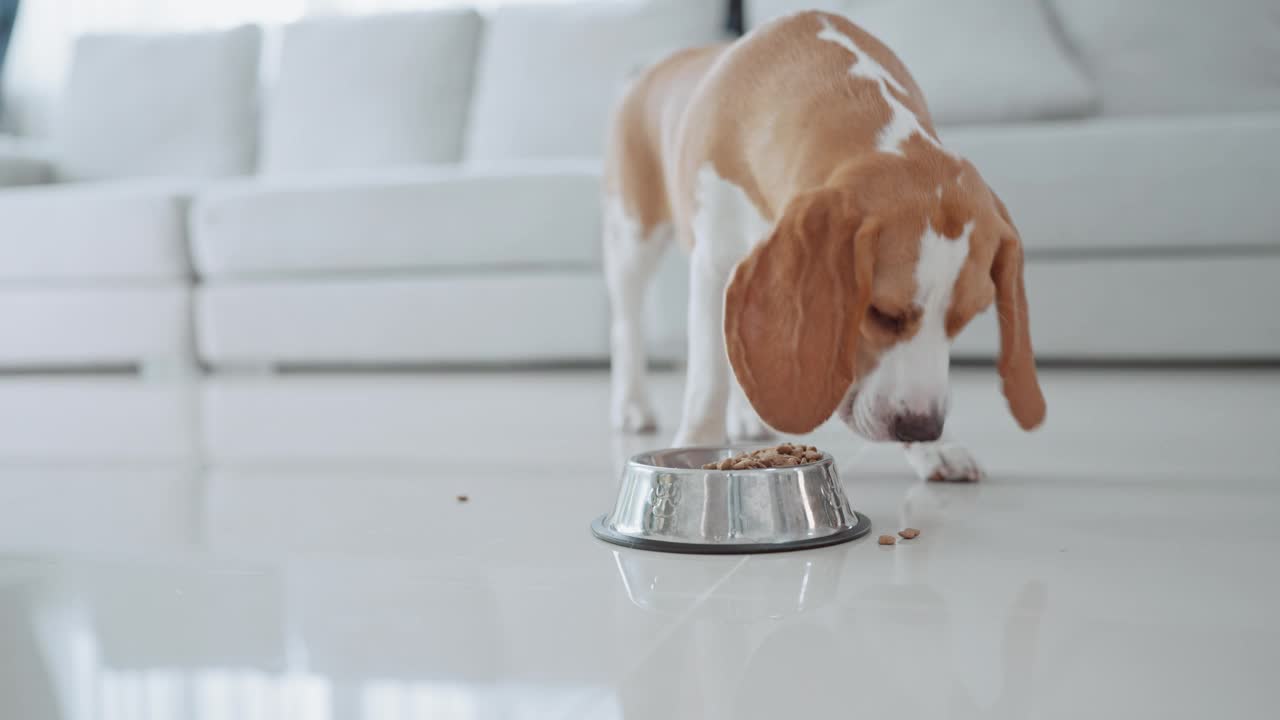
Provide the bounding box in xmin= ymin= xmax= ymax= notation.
xmin=611 ymin=398 xmax=658 ymax=435
xmin=904 ymin=442 xmax=985 ymax=483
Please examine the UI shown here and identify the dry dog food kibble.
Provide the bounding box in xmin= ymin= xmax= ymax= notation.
xmin=878 ymin=534 xmax=896 ymax=546
xmin=898 ymin=528 xmax=920 ymax=539
xmin=702 ymin=443 xmax=824 ymax=470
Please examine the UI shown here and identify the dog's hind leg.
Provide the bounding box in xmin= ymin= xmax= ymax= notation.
xmin=604 ymin=196 xmax=672 ymax=434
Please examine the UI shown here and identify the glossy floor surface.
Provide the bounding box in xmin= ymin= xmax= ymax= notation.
xmin=0 ymin=368 xmax=1277 ymax=719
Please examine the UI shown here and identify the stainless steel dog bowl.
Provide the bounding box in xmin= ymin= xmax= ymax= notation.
xmin=592 ymin=447 xmax=871 ymax=554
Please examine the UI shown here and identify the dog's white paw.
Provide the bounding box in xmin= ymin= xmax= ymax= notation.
xmin=904 ymin=442 xmax=985 ymax=483
xmin=611 ymin=398 xmax=658 ymax=435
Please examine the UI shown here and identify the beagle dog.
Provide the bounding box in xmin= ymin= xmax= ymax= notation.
xmin=603 ymin=11 xmax=1045 ymax=481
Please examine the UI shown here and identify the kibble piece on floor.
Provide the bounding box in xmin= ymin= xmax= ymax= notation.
xmin=456 ymin=495 xmax=469 ymax=503
xmin=899 ymin=528 xmax=920 ymax=539
xmin=878 ymin=535 xmax=896 ymax=546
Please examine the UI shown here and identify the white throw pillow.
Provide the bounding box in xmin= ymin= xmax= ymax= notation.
xmin=1047 ymin=0 xmax=1280 ymax=116
xmin=465 ymin=0 xmax=729 ymax=163
xmin=262 ymin=10 xmax=483 ymax=173
xmin=55 ymin=26 xmax=261 ymax=181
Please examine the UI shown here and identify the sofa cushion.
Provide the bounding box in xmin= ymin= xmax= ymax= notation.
xmin=0 ymin=285 xmax=190 ymax=368
xmin=852 ymin=0 xmax=1097 ymax=124
xmin=55 ymin=26 xmax=261 ymax=181
xmin=197 ymin=274 xmax=609 ymax=367
xmin=465 ymin=0 xmax=727 ymax=163
xmin=0 ymin=180 xmax=195 ymax=280
xmin=262 ymin=10 xmax=482 ymax=173
xmin=191 ymin=163 xmax=603 ymax=278
xmin=944 ymin=112 xmax=1280 ymax=253
xmin=1047 ymin=0 xmax=1280 ymax=115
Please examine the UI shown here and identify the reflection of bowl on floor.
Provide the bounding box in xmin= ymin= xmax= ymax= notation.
xmin=609 ymin=545 xmax=850 ymax=620
xmin=592 ymin=446 xmax=871 ymax=554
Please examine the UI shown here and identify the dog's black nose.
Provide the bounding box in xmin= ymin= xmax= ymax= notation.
xmin=893 ymin=413 xmax=944 ymax=443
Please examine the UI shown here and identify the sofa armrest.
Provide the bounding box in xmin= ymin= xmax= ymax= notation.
xmin=0 ymin=136 xmax=56 ymax=187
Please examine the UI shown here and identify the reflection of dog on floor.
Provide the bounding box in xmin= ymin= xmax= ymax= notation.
xmin=603 ymin=11 xmax=1045 ymax=481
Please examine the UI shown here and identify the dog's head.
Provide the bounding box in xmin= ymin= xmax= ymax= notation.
xmin=724 ymin=157 xmax=1045 ymax=441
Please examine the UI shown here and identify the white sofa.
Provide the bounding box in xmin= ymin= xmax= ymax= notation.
xmin=0 ymin=1 xmax=728 ymax=372
xmin=0 ymin=0 xmax=1277 ymax=375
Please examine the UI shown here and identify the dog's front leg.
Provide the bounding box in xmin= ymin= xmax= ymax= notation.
xmin=903 ymin=438 xmax=985 ymax=482
xmin=673 ymin=249 xmax=731 ymax=447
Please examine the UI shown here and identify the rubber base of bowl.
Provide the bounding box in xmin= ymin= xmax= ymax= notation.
xmin=590 ymin=511 xmax=872 ymax=555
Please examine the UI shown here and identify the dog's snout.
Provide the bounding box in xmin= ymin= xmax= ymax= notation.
xmin=892 ymin=413 xmax=944 ymax=443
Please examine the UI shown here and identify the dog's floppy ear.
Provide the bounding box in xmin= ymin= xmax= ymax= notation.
xmin=989 ymin=193 xmax=1046 ymax=430
xmin=725 ymin=188 xmax=878 ymax=434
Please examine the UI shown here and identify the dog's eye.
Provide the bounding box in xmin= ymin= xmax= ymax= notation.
xmin=868 ymin=305 xmax=906 ymax=334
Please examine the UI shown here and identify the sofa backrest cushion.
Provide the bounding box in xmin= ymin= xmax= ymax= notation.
xmin=465 ymin=0 xmax=728 ymax=163
xmin=746 ymin=0 xmax=1097 ymax=125
xmin=262 ymin=10 xmax=483 ymax=173
xmin=1046 ymin=0 xmax=1280 ymax=116
xmin=55 ymin=26 xmax=261 ymax=181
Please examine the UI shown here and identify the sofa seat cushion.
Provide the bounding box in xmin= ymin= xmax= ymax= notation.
xmin=0 ymin=180 xmax=195 ymax=280
xmin=196 ymin=273 xmax=609 ymax=367
xmin=191 ymin=164 xmax=604 ymax=278
xmin=944 ymin=112 xmax=1280 ymax=252
xmin=263 ymin=10 xmax=483 ymax=173
xmin=0 ymin=284 xmax=190 ymax=368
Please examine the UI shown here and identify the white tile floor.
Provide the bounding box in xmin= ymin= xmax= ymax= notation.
xmin=0 ymin=368 xmax=1277 ymax=719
